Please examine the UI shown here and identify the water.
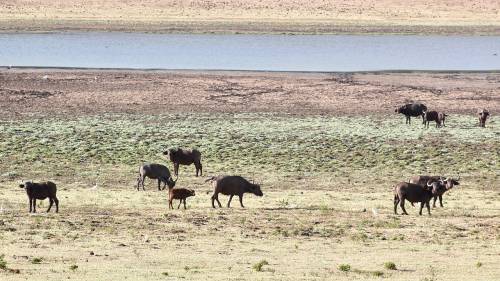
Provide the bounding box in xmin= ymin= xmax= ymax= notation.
xmin=0 ymin=33 xmax=499 ymax=71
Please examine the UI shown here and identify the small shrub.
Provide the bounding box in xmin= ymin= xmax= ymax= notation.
xmin=253 ymin=260 xmax=269 ymax=272
xmin=372 ymin=271 xmax=384 ymax=277
xmin=31 ymin=257 xmax=43 ymax=264
xmin=338 ymin=264 xmax=351 ymax=272
xmin=475 ymin=262 xmax=482 ymax=268
xmin=0 ymin=254 xmax=7 ymax=270
xmin=184 ymin=266 xmax=190 ymax=271
xmin=162 ymin=272 xmax=169 ymax=276
xmin=384 ymin=262 xmax=397 ymax=270
xmin=69 ymin=265 xmax=78 ymax=271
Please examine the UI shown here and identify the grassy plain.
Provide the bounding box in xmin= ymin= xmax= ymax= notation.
xmin=1 ymin=0 xmax=500 ymax=34
xmin=0 ymin=70 xmax=499 ymax=280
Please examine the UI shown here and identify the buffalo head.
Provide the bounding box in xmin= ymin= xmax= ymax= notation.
xmin=249 ymin=184 xmax=263 ymax=197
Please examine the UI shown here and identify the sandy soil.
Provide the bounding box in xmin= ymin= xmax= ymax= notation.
xmin=0 ymin=69 xmax=499 ymax=119
xmin=1 ymin=0 xmax=499 ymax=34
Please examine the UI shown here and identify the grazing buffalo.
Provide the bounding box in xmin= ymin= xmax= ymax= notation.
xmin=395 ymin=103 xmax=427 ymax=124
xmin=478 ymin=109 xmax=490 ymax=127
xmin=393 ymin=181 xmax=446 ymax=216
xmin=409 ymin=175 xmax=460 ymax=207
xmin=19 ymin=181 xmax=59 ymax=213
xmin=137 ymin=163 xmax=176 ymax=191
xmin=437 ymin=112 xmax=447 ymax=127
xmin=423 ymin=111 xmax=443 ymax=128
xmin=206 ymin=175 xmax=263 ymax=208
xmin=163 ymin=148 xmax=202 ymax=177
xmin=168 ymin=188 xmax=195 ymax=209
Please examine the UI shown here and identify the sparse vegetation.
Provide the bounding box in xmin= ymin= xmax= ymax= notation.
xmin=0 ymin=71 xmax=498 ymax=280
xmin=338 ymin=264 xmax=351 ymax=272
xmin=31 ymin=257 xmax=43 ymax=264
xmin=253 ymin=260 xmax=269 ymax=272
xmin=384 ymin=262 xmax=397 ymax=270
xmin=0 ymin=254 xmax=7 ymax=270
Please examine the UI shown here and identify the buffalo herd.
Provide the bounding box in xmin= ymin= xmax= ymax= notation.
xmin=18 ymin=104 xmax=490 ymax=215
xmin=396 ymin=103 xmax=490 ymax=128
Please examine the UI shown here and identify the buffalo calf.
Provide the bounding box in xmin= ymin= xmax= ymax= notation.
xmin=168 ymin=188 xmax=195 ymax=209
xmin=19 ymin=181 xmax=59 ymax=213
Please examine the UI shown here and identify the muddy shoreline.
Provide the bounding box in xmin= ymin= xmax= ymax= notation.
xmin=1 ymin=68 xmax=498 ymax=119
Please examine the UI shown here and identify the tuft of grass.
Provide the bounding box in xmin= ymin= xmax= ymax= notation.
xmin=475 ymin=262 xmax=482 ymax=268
xmin=31 ymin=257 xmax=43 ymax=264
xmin=162 ymin=272 xmax=169 ymax=276
xmin=384 ymin=261 xmax=397 ymax=270
xmin=338 ymin=264 xmax=351 ymax=272
xmin=372 ymin=271 xmax=384 ymax=277
xmin=253 ymin=260 xmax=269 ymax=272
xmin=69 ymin=265 xmax=78 ymax=271
xmin=0 ymin=254 xmax=7 ymax=270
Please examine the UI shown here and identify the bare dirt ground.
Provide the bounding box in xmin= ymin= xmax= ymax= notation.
xmin=1 ymin=0 xmax=500 ymax=34
xmin=1 ymin=69 xmax=499 ymax=118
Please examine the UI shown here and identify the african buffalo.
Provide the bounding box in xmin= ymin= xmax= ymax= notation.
xmin=163 ymin=148 xmax=202 ymax=177
xmin=393 ymin=181 xmax=446 ymax=216
xmin=168 ymin=188 xmax=195 ymax=209
xmin=423 ymin=111 xmax=441 ymax=128
xmin=206 ymin=175 xmax=263 ymax=208
xmin=19 ymin=181 xmax=59 ymax=213
xmin=137 ymin=163 xmax=176 ymax=191
xmin=478 ymin=109 xmax=490 ymax=127
xmin=409 ymin=175 xmax=460 ymax=207
xmin=395 ymin=103 xmax=427 ymax=124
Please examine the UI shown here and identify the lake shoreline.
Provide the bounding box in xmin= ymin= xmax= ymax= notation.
xmin=1 ymin=20 xmax=500 ymax=36
xmin=1 ymin=68 xmax=498 ymax=119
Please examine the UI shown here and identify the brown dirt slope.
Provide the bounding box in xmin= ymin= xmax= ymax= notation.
xmin=0 ymin=69 xmax=498 ymax=118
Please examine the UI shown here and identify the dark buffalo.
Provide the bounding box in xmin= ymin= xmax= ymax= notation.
xmin=395 ymin=103 xmax=427 ymax=124
xmin=423 ymin=111 xmax=441 ymax=128
xmin=206 ymin=175 xmax=263 ymax=208
xmin=137 ymin=163 xmax=176 ymax=191
xmin=168 ymin=188 xmax=195 ymax=209
xmin=163 ymin=148 xmax=202 ymax=177
xmin=19 ymin=181 xmax=59 ymax=213
xmin=478 ymin=109 xmax=490 ymax=127
xmin=409 ymin=175 xmax=460 ymax=207
xmin=393 ymin=181 xmax=446 ymax=216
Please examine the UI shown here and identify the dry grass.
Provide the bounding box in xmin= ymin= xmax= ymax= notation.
xmin=0 ymin=69 xmax=499 ymax=280
xmin=0 ymin=0 xmax=499 ymax=34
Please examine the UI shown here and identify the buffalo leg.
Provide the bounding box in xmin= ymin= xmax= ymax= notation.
xmin=419 ymin=202 xmax=424 ymax=215
xmin=406 ymin=115 xmax=410 ymax=124
xmin=212 ymin=193 xmax=222 ymax=208
xmin=32 ymin=199 xmax=36 ymax=213
xmin=47 ymin=198 xmax=54 ymax=212
xmin=439 ymin=195 xmax=444 ymax=207
xmin=53 ymin=197 xmax=59 ymax=213
xmin=393 ymin=196 xmax=400 ymax=214
xmin=400 ymin=199 xmax=408 ymax=215
xmin=168 ymin=199 xmax=172 ymax=209
xmin=432 ymin=196 xmax=437 ymax=208
xmin=227 ymin=195 xmax=234 ymax=208
xmin=28 ymin=198 xmax=32 ymax=213
xmin=195 ymin=162 xmax=202 ymax=177
xmin=174 ymin=163 xmax=179 ymax=176
xmin=238 ymin=195 xmax=245 ymax=208
xmin=141 ymin=176 xmax=146 ymax=190
xmin=157 ymin=179 xmax=162 ymax=191
xmin=177 ymin=199 xmax=182 ymax=209
xmin=136 ymin=176 xmax=141 ymax=190
xmin=426 ymin=201 xmax=431 ymax=215
xmin=183 ymin=199 xmax=187 ymax=209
